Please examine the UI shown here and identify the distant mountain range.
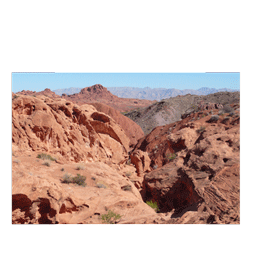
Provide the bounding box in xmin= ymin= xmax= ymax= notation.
xmin=53 ymin=86 xmax=239 ymax=101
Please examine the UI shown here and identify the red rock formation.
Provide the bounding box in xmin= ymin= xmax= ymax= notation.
xmin=12 ymin=159 xmax=162 ymax=224
xmin=12 ymin=95 xmax=129 ymax=163
xmin=130 ymin=150 xmax=151 ymax=177
xmin=138 ymin=104 xmax=240 ymax=223
xmin=61 ymin=84 xmax=156 ymax=113
xmin=91 ymin=102 xmax=144 ymax=146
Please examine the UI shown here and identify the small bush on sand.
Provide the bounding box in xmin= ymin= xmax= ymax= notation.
xmin=62 ymin=173 xmax=86 ymax=187
xmin=146 ymin=200 xmax=160 ymax=212
xmin=37 ymin=153 xmax=56 ymax=161
xmin=72 ymin=174 xmax=86 ymax=187
xmin=61 ymin=168 xmax=65 ymax=171
xmin=62 ymin=173 xmax=73 ymax=184
xmin=101 ymin=210 xmax=121 ymax=224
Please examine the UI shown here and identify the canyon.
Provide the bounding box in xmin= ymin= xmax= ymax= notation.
xmin=12 ymin=85 xmax=240 ymax=224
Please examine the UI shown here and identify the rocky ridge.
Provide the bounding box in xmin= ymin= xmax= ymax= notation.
xmin=133 ymin=102 xmax=240 ymax=223
xmin=60 ymin=84 xmax=156 ymax=113
xmin=125 ymin=91 xmax=240 ymax=134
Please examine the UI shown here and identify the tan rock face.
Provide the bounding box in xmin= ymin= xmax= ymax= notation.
xmin=130 ymin=150 xmax=151 ymax=177
xmin=91 ymin=102 xmax=144 ymax=146
xmin=12 ymin=158 xmax=161 ymax=224
xmin=12 ymin=95 xmax=129 ymax=163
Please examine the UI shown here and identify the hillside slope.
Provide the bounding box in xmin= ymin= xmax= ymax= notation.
xmin=125 ymin=91 xmax=240 ymax=134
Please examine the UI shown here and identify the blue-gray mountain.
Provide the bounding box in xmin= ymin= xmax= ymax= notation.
xmin=53 ymin=87 xmax=239 ymax=101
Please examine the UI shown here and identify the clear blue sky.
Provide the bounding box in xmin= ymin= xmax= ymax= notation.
xmin=12 ymin=72 xmax=240 ymax=92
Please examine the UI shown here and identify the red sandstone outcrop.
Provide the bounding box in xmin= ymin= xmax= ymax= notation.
xmin=16 ymin=88 xmax=61 ymax=99
xmin=137 ymin=104 xmax=240 ymax=223
xmin=12 ymin=157 xmax=162 ymax=224
xmin=130 ymin=150 xmax=151 ymax=177
xmin=91 ymin=102 xmax=144 ymax=146
xmin=12 ymin=95 xmax=129 ymax=163
xmin=12 ymin=93 xmax=240 ymax=224
xmin=61 ymin=84 xmax=156 ymax=113
xmin=12 ymin=94 xmax=166 ymax=224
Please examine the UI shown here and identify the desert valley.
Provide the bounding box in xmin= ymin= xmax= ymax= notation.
xmin=12 ymin=84 xmax=240 ymax=224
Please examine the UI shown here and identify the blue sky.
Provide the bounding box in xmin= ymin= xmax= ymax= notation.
xmin=12 ymin=72 xmax=240 ymax=92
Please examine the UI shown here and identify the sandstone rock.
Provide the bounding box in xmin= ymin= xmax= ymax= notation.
xmin=61 ymin=84 xmax=155 ymax=113
xmin=141 ymin=114 xmax=240 ymax=223
xmin=91 ymin=102 xmax=144 ymax=146
xmin=12 ymin=159 xmax=161 ymax=224
xmin=12 ymin=95 xmax=129 ymax=163
xmin=130 ymin=150 xmax=151 ymax=177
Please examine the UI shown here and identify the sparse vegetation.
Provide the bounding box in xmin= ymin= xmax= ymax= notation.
xmin=165 ymin=153 xmax=176 ymax=162
xmin=12 ymin=95 xmax=19 ymax=100
xmin=101 ymin=210 xmax=121 ymax=224
xmin=192 ymin=104 xmax=200 ymax=112
xmin=61 ymin=168 xmax=65 ymax=171
xmin=209 ymin=115 xmax=219 ymax=122
xmin=62 ymin=173 xmax=73 ymax=184
xmin=122 ymin=185 xmax=132 ymax=191
xmin=197 ymin=126 xmax=206 ymax=134
xmin=37 ymin=153 xmax=56 ymax=161
xmin=146 ymin=200 xmax=160 ymax=212
xmin=126 ymin=159 xmax=131 ymax=165
xmin=62 ymin=173 xmax=86 ymax=186
xmin=72 ymin=174 xmax=87 ymax=187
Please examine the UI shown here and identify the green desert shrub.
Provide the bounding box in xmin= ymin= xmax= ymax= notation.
xmin=37 ymin=153 xmax=56 ymax=161
xmin=101 ymin=210 xmax=121 ymax=224
xmin=165 ymin=153 xmax=176 ymax=162
xmin=72 ymin=174 xmax=86 ymax=187
xmin=62 ymin=173 xmax=86 ymax=187
xmin=146 ymin=200 xmax=160 ymax=212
